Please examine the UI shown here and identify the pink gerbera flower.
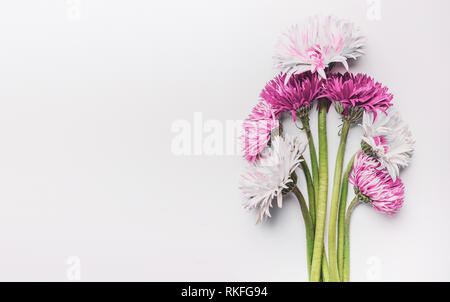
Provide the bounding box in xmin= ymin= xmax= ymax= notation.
xmin=260 ymin=72 xmax=323 ymax=121
xmin=241 ymin=101 xmax=279 ymax=163
xmin=349 ymin=152 xmax=405 ymax=215
xmin=321 ymin=73 xmax=393 ymax=122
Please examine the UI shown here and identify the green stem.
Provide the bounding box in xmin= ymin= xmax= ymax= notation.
xmin=337 ymin=152 xmax=357 ymax=281
xmin=300 ymin=158 xmax=315 ymax=227
xmin=300 ymin=117 xmax=319 ymax=222
xmin=310 ymin=101 xmax=328 ymax=282
xmin=321 ymin=250 xmax=330 ymax=282
xmin=344 ymin=197 xmax=360 ymax=282
xmin=327 ymin=120 xmax=351 ymax=282
xmin=300 ymin=120 xmax=329 ymax=281
xmin=300 ymin=159 xmax=328 ymax=281
xmin=292 ymin=186 xmax=315 ymax=281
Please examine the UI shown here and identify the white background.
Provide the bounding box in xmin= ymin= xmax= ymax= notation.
xmin=0 ymin=0 xmax=449 ymax=281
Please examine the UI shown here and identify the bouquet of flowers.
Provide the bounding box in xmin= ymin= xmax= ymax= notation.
xmin=239 ymin=16 xmax=415 ymax=282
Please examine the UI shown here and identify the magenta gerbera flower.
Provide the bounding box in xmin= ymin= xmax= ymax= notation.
xmin=321 ymin=73 xmax=393 ymax=121
xmin=260 ymin=72 xmax=323 ymax=121
xmin=241 ymin=101 xmax=279 ymax=163
xmin=349 ymin=152 xmax=405 ymax=215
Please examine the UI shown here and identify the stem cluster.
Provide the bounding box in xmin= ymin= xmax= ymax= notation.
xmin=288 ymin=103 xmax=360 ymax=282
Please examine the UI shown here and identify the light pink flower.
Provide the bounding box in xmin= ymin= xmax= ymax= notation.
xmin=274 ymin=16 xmax=365 ymax=81
xmin=361 ymin=109 xmax=415 ymax=181
xmin=241 ymin=101 xmax=279 ymax=163
xmin=240 ymin=134 xmax=307 ymax=223
xmin=349 ymin=153 xmax=405 ymax=215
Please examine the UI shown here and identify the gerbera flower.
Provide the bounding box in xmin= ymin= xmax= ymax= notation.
xmin=260 ymin=72 xmax=323 ymax=121
xmin=240 ymin=134 xmax=307 ymax=223
xmin=274 ymin=16 xmax=365 ymax=81
xmin=349 ymin=152 xmax=405 ymax=215
xmin=321 ymin=72 xmax=393 ymax=122
xmin=241 ymin=101 xmax=279 ymax=163
xmin=361 ymin=109 xmax=415 ymax=181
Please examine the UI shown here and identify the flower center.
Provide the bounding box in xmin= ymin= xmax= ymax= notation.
xmin=307 ymin=45 xmax=326 ymax=72
xmin=372 ymin=136 xmax=389 ymax=153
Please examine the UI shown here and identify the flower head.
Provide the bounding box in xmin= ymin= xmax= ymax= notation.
xmin=241 ymin=101 xmax=279 ymax=163
xmin=361 ymin=109 xmax=415 ymax=181
xmin=349 ymin=153 xmax=405 ymax=215
xmin=260 ymin=72 xmax=323 ymax=120
xmin=274 ymin=16 xmax=365 ymax=81
xmin=321 ymin=73 xmax=393 ymax=121
xmin=240 ymin=134 xmax=307 ymax=223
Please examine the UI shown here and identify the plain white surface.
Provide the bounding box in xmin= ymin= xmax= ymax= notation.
xmin=0 ymin=0 xmax=449 ymax=281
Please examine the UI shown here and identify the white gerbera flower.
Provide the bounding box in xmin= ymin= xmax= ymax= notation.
xmin=240 ymin=134 xmax=307 ymax=223
xmin=274 ymin=16 xmax=365 ymax=81
xmin=361 ymin=109 xmax=415 ymax=181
